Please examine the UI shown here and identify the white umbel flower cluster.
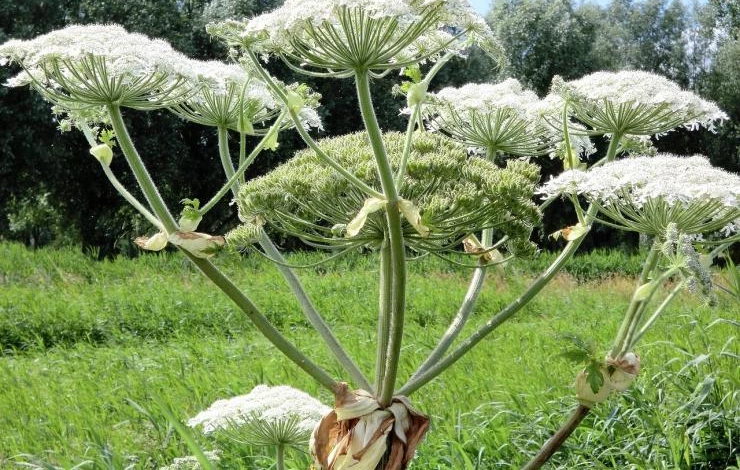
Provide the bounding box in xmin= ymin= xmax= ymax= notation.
xmin=425 ymin=79 xmax=594 ymax=159
xmin=188 ymin=384 xmax=330 ymax=436
xmin=430 ymin=79 xmax=540 ymax=120
xmin=173 ymin=59 xmax=280 ymax=130
xmin=539 ymin=154 xmax=740 ymax=236
xmin=424 ymin=79 xmax=544 ymax=156
xmin=209 ymin=0 xmax=497 ymax=74
xmin=0 ymin=24 xmax=196 ymax=109
xmin=158 ymin=450 xmax=221 ymax=470
xmin=544 ymin=71 xmax=728 ymax=136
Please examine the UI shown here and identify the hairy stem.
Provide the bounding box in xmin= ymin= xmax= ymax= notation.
xmin=244 ymin=50 xmax=383 ymax=199
xmin=184 ymin=250 xmax=338 ymax=390
xmin=260 ymin=231 xmax=372 ymax=391
xmin=399 ymin=135 xmax=627 ymax=396
xmin=409 ymin=262 xmax=487 ymax=380
xmin=217 ymin=125 xmax=239 ymax=197
xmin=107 ymin=104 xmax=178 ymax=232
xmin=200 ymin=112 xmax=285 ymax=214
xmin=521 ymin=405 xmax=591 ymax=470
xmin=609 ymin=239 xmax=662 ymax=358
xmin=375 ymin=241 xmax=393 ymax=391
xmin=355 ymin=69 xmax=407 ymax=406
xmin=107 ymin=104 xmax=337 ymax=391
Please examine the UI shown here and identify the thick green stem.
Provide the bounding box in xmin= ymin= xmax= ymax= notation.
xmin=630 ymin=280 xmax=685 ymax=349
xmin=238 ymin=131 xmax=247 ymax=186
xmin=375 ymin=241 xmax=393 ymax=391
xmin=276 ymin=444 xmax=285 ymax=470
xmin=217 ymin=125 xmax=239 ymax=197
xmin=393 ymin=51 xmax=456 ymax=188
xmin=355 ymin=69 xmax=407 ymax=406
xmin=259 ymin=231 xmax=372 ymax=392
xmin=399 ymin=135 xmax=625 ymax=396
xmin=609 ymin=239 xmax=662 ymax=358
xmin=397 ymin=218 xmax=592 ymax=396
xmin=395 ymin=103 xmax=420 ymax=188
xmin=200 ymin=113 xmax=285 ymax=215
xmin=244 ymin=50 xmax=383 ymax=199
xmin=107 ymin=105 xmax=336 ymax=392
xmin=107 ymin=104 xmax=178 ymax=232
xmin=410 ymin=262 xmax=487 ymax=380
xmin=184 ymin=250 xmax=337 ymax=391
xmin=81 ymin=124 xmax=164 ymax=231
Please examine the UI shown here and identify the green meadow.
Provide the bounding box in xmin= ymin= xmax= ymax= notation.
xmin=0 ymin=242 xmax=736 ymax=469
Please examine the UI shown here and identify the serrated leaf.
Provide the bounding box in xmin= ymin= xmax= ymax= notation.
xmin=402 ymin=65 xmax=422 ymax=83
xmin=585 ymin=362 xmax=605 ymax=394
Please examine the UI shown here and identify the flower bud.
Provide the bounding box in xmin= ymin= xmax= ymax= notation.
xmin=575 ymin=368 xmax=611 ymax=407
xmin=406 ymin=82 xmax=428 ymax=107
xmin=90 ymin=143 xmax=113 ymax=166
xmin=286 ymin=90 xmax=304 ymax=112
xmin=178 ymin=213 xmax=202 ymax=232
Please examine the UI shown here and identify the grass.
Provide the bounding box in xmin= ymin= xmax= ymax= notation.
xmin=0 ymin=242 xmax=737 ymax=469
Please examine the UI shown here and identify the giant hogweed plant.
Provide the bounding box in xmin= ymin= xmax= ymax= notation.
xmin=1 ymin=1 xmax=737 ymax=468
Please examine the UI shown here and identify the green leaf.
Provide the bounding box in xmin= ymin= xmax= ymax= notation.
xmin=402 ymin=65 xmax=422 ymax=83
xmin=585 ymin=362 xmax=605 ymax=394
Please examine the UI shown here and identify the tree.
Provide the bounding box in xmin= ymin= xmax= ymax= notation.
xmin=488 ymin=0 xmax=600 ymax=95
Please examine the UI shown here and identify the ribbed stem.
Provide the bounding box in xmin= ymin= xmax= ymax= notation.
xmin=184 ymin=250 xmax=338 ymax=391
xmin=259 ymin=231 xmax=372 ymax=392
xmin=355 ymin=69 xmax=407 ymax=407
xmin=217 ymin=125 xmax=239 ymax=197
xmin=398 ymin=134 xmax=628 ymax=396
xmin=409 ymin=262 xmax=486 ymax=380
xmin=397 ymin=215 xmax=593 ymax=395
xmin=276 ymin=444 xmax=285 ymax=470
xmin=107 ymin=105 xmax=336 ymax=391
xmin=375 ymin=241 xmax=393 ymax=391
xmin=107 ymin=104 xmax=178 ymax=232
xmin=609 ymin=239 xmax=662 ymax=358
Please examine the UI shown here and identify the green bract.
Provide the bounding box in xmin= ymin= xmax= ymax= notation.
xmin=207 ymin=0 xmax=501 ymax=78
xmin=231 ymin=132 xmax=540 ymax=255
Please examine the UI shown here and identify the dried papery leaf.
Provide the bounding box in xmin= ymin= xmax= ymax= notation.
xmin=168 ymin=231 xmax=225 ymax=258
xmin=334 ymin=385 xmax=380 ymax=421
xmin=311 ymin=385 xmax=430 ymax=470
xmin=606 ymin=352 xmax=641 ymax=392
xmin=134 ymin=231 xmax=168 ymax=251
xmin=310 ymin=410 xmax=339 ymax=469
xmin=389 ymin=396 xmax=430 ymax=468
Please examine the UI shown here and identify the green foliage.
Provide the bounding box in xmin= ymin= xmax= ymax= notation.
xmin=0 ymin=243 xmax=736 ymax=468
xmin=488 ymin=0 xmax=600 ymax=95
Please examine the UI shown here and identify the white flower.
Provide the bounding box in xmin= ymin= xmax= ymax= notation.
xmin=158 ymin=451 xmax=221 ymax=470
xmin=208 ymin=0 xmax=499 ymax=75
xmin=539 ymin=154 xmax=740 ymax=236
xmin=543 ymin=71 xmax=728 ymax=136
xmin=188 ymin=385 xmax=330 ymax=437
xmin=424 ymin=79 xmax=548 ymax=157
xmin=0 ymin=24 xmax=196 ymax=109
xmin=171 ymin=59 xmax=280 ymax=131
